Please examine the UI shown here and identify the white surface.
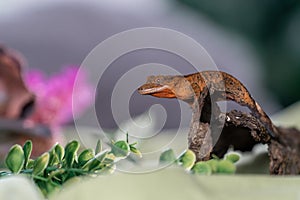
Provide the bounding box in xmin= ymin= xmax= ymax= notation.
xmin=0 ymin=176 xmax=43 ymax=200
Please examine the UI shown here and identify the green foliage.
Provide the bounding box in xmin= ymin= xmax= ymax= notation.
xmin=225 ymin=153 xmax=240 ymax=163
xmin=178 ymin=150 xmax=196 ymax=170
xmin=64 ymin=140 xmax=80 ymax=168
xmin=206 ymin=159 xmax=218 ymax=173
xmin=5 ymin=144 xmax=25 ymax=174
xmin=217 ymin=160 xmax=236 ymax=174
xmin=55 ymin=144 xmax=65 ymax=161
xmin=78 ymin=149 xmax=95 ymax=167
xmin=159 ymin=149 xmax=177 ymax=164
xmin=160 ymin=149 xmax=240 ymax=175
xmin=95 ymin=140 xmax=102 ymax=155
xmin=81 ymin=151 xmax=108 ymax=171
xmin=129 ymin=144 xmax=142 ymax=158
xmin=33 ymin=152 xmax=49 ymax=176
xmin=0 ymin=138 xmax=140 ymax=197
xmin=192 ymin=162 xmax=212 ymax=175
xmin=23 ymin=140 xmax=32 ymax=169
xmin=111 ymin=141 xmax=130 ymax=158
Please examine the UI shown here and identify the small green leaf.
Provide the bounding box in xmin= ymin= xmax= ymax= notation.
xmin=44 ymin=181 xmax=61 ymax=196
xmin=5 ymin=144 xmax=25 ymax=173
xmin=211 ymin=154 xmax=219 ymax=160
xmin=33 ymin=152 xmax=50 ymax=176
xmin=110 ymin=141 xmax=130 ymax=158
xmin=48 ymin=168 xmax=65 ymax=180
xmin=48 ymin=146 xmax=59 ymax=166
xmin=97 ymin=163 xmax=116 ymax=174
xmin=102 ymin=153 xmax=115 ymax=165
xmin=55 ymin=144 xmax=65 ymax=161
xmin=82 ymin=151 xmax=108 ymax=171
xmin=129 ymin=145 xmax=142 ymax=158
xmin=217 ymin=160 xmax=236 ymax=174
xmin=64 ymin=140 xmax=80 ymax=168
xmin=27 ymin=159 xmax=35 ymax=169
xmin=78 ymin=149 xmax=94 ymax=166
xmin=159 ymin=149 xmax=177 ymax=164
xmin=179 ymin=150 xmax=196 ymax=170
xmin=23 ymin=140 xmax=32 ymax=169
xmin=192 ymin=162 xmax=212 ymax=175
xmin=206 ymin=159 xmax=218 ymax=173
xmin=93 ymin=153 xmax=115 ymax=174
xmin=95 ymin=139 xmax=102 ymax=155
xmin=225 ymin=153 xmax=240 ymax=163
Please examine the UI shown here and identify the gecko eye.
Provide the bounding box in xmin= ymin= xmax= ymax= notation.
xmin=156 ymin=78 xmax=161 ymax=84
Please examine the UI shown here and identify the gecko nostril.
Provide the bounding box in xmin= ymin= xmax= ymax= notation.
xmin=20 ymin=99 xmax=35 ymax=119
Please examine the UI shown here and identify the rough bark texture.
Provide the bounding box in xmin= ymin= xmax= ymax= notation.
xmin=189 ymin=97 xmax=300 ymax=175
xmin=269 ymin=127 xmax=300 ymax=174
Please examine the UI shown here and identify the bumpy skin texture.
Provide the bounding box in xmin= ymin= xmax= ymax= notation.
xmin=138 ymin=71 xmax=278 ymax=138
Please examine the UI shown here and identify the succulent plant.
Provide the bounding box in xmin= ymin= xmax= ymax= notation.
xmin=1 ymin=137 xmax=141 ymax=197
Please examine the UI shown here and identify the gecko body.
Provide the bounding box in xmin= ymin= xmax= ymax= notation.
xmin=138 ymin=71 xmax=278 ymax=138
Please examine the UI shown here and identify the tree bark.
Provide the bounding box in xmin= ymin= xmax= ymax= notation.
xmin=188 ymin=96 xmax=300 ymax=175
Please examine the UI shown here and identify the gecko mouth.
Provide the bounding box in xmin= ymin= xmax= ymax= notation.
xmin=138 ymin=83 xmax=176 ymax=98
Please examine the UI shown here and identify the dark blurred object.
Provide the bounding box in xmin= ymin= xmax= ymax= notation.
xmin=176 ymin=0 xmax=300 ymax=107
xmin=0 ymin=45 xmax=51 ymax=159
xmin=0 ymin=118 xmax=51 ymax=138
xmin=0 ymin=45 xmax=35 ymax=118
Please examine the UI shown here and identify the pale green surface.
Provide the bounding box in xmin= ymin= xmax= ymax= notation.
xmin=272 ymin=101 xmax=300 ymax=128
xmin=53 ymin=167 xmax=300 ymax=200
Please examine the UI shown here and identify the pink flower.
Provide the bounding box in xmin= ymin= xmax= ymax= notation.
xmin=24 ymin=66 xmax=93 ymax=127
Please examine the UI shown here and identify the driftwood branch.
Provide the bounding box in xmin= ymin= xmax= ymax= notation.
xmin=188 ymin=93 xmax=300 ymax=175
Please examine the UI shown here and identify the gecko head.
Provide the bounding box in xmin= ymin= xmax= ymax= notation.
xmin=138 ymin=75 xmax=195 ymax=102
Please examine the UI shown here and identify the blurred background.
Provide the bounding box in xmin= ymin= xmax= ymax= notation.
xmin=1 ymin=0 xmax=299 ymax=130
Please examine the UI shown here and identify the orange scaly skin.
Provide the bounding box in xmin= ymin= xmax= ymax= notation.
xmin=138 ymin=71 xmax=278 ymax=138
